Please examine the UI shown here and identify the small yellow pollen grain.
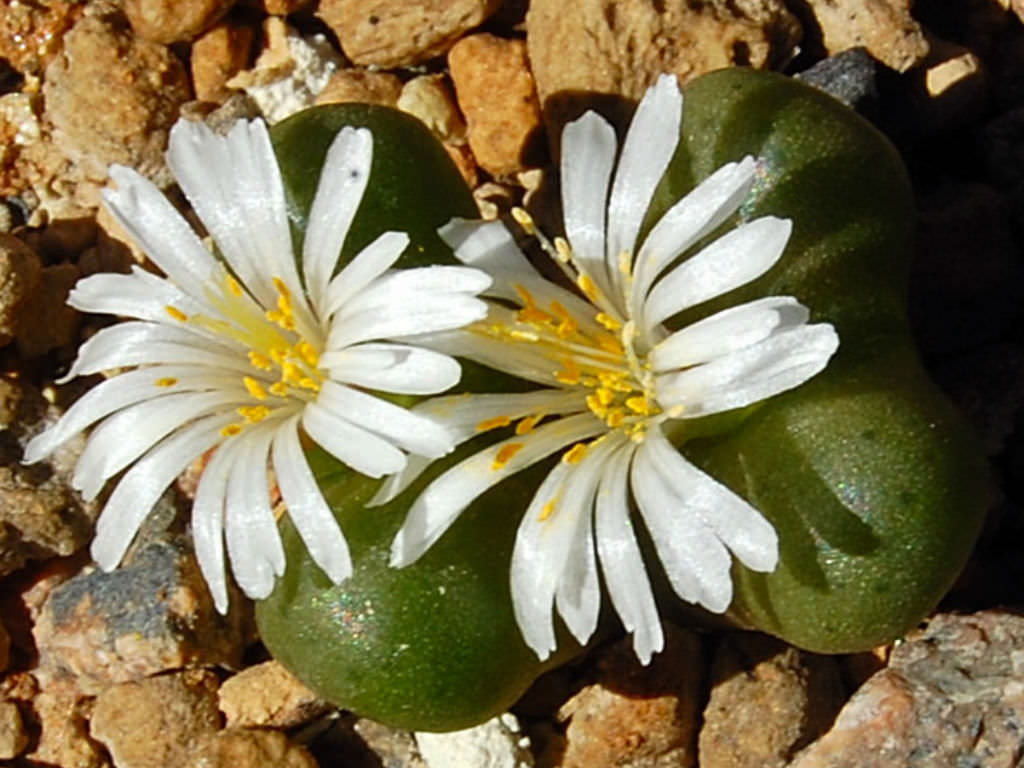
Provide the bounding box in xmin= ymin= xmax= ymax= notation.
xmin=237 ymin=405 xmax=270 ymax=423
xmin=538 ymin=500 xmax=556 ymax=522
xmin=511 ymin=206 xmax=535 ymax=234
xmin=165 ymin=305 xmax=188 ymax=323
xmin=596 ymin=312 xmax=621 ymax=331
xmin=221 ymin=424 xmax=243 ymax=437
xmin=225 ymin=275 xmax=243 ymax=297
xmin=476 ymin=415 xmax=512 ymax=432
xmin=515 ymin=413 xmax=544 ymax=435
xmin=492 ymin=442 xmax=524 ymax=470
xmin=586 ymin=393 xmax=608 ymax=418
xmin=596 ymin=387 xmax=615 ymax=406
xmin=554 ymin=357 xmax=581 ymax=385
xmin=562 ymin=443 xmax=587 ymax=464
xmin=551 ymin=301 xmax=577 ymax=337
xmin=269 ymin=382 xmax=288 ymax=397
xmin=155 ymin=377 xmax=178 ymax=387
xmin=576 ymin=274 xmax=598 ymax=301
xmin=626 ymin=396 xmax=651 ymax=415
xmin=272 ymin=277 xmax=291 ymax=298
xmin=296 ymin=341 xmax=319 ymax=367
xmin=244 ymin=376 xmax=268 ymax=400
xmin=509 ymin=329 xmax=540 ymax=342
xmin=554 ymin=237 xmax=572 ymax=263
xmin=282 ymin=362 xmax=302 ymax=383
xmin=606 ymin=408 xmax=626 ymax=428
xmin=298 ymin=377 xmax=320 ymax=391
xmin=249 ymin=351 xmax=273 ymax=370
xmin=270 ymin=348 xmax=287 ymax=365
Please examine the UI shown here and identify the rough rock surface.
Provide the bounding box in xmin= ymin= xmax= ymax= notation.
xmin=801 ymin=0 xmax=929 ymax=73
xmin=0 ymin=698 xmax=28 ymax=759
xmin=318 ymin=0 xmax=503 ymax=67
xmin=90 ymin=669 xmax=221 ymax=768
xmin=527 ymin=0 xmax=801 ymax=137
xmin=33 ymin=526 xmax=248 ymax=694
xmin=219 ymin=660 xmax=329 ymax=728
xmin=124 ymin=0 xmax=236 ymax=44
xmin=15 ymin=261 xmax=80 ymax=358
xmin=790 ymin=611 xmax=1024 ymax=767
xmin=556 ymin=625 xmax=702 ymax=768
xmin=397 ymin=74 xmax=466 ymax=143
xmin=316 ymin=69 xmax=404 ymax=107
xmin=187 ymin=727 xmax=319 ymax=768
xmin=0 ymin=233 xmax=42 ymax=345
xmin=24 ymin=678 xmax=109 ymax=768
xmin=43 ymin=13 xmax=191 ymax=187
xmin=0 ymin=0 xmax=81 ymax=76
xmin=416 ymin=713 xmax=534 ymax=768
xmin=191 ymin=16 xmax=257 ymax=103
xmin=449 ymin=35 xmax=544 ymax=176
xmin=698 ymin=634 xmax=846 ymax=768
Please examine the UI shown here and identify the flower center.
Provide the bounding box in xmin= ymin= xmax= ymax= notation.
xmin=163 ymin=272 xmax=325 ymax=436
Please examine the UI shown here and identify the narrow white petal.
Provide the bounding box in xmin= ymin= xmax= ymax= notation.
xmin=338 ymin=266 xmax=491 ymax=319
xmin=316 ymin=381 xmax=455 ymax=458
xmin=631 ymin=440 xmax=733 ymax=612
xmin=302 ymin=402 xmax=407 ymax=478
xmin=68 ymin=267 xmax=210 ymax=324
xmin=91 ymin=413 xmax=232 ymax=572
xmin=643 ymin=428 xmax=778 ymax=572
xmin=595 ymin=441 xmax=664 ymax=664
xmin=630 ymin=157 xmax=757 ymax=318
xmin=102 ymin=166 xmax=217 ymax=298
xmin=657 ymin=323 xmax=839 ymax=417
xmin=324 ymin=231 xmax=409 ymax=319
xmin=509 ymin=461 xmax=574 ymax=660
xmin=326 ymin=296 xmax=487 ymax=349
xmin=390 ymin=412 xmax=604 ymax=567
xmin=369 ymin=454 xmax=432 ymax=508
xmin=561 ymin=111 xmax=616 ymax=301
xmin=272 ymin=416 xmax=351 ymax=584
xmin=606 ymin=75 xmax=682 ymax=283
xmin=304 ymin=127 xmax=373 ymax=312
xmin=643 ymin=216 xmax=793 ymax=332
xmin=649 ymin=296 xmax=808 ymax=372
xmin=322 ymin=343 xmax=461 ymax=395
xmin=192 ymin=439 xmax=241 ymax=614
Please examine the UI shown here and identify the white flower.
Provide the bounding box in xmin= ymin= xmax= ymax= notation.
xmin=23 ymin=117 xmax=490 ymax=612
xmin=382 ymin=75 xmax=839 ymax=664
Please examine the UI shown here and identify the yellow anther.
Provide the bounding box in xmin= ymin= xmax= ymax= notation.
xmin=515 ymin=413 xmax=544 ymax=435
xmin=273 ymin=277 xmax=291 ymax=298
xmin=154 ymin=377 xmax=178 ymax=388
xmin=237 ymin=405 xmax=270 ymax=423
xmin=596 ymin=387 xmax=616 ymax=406
xmin=538 ymin=500 xmax=556 ymax=522
xmin=270 ymin=348 xmax=286 ymax=365
xmin=519 ymin=306 xmax=554 ymax=324
xmin=585 ymin=393 xmax=608 ymax=418
xmin=598 ymin=333 xmax=624 ymax=354
xmin=298 ymin=377 xmax=319 ymax=391
xmin=576 ymin=274 xmax=599 ymax=302
xmin=249 ymin=351 xmax=272 ymax=370
xmin=554 ymin=237 xmax=572 ymax=263
xmin=511 ymin=207 xmax=535 ymax=235
xmin=492 ymin=442 xmax=524 ymax=470
xmin=244 ymin=376 xmax=268 ymax=400
xmin=165 ymin=305 xmax=188 ymax=323
xmin=509 ymin=329 xmax=540 ymax=342
xmin=476 ymin=416 xmax=512 ymax=432
xmin=225 ymin=275 xmax=243 ymax=297
xmin=221 ymin=424 xmax=243 ymax=437
xmin=562 ymin=443 xmax=587 ymax=464
xmin=606 ymin=408 xmax=625 ymax=428
xmin=276 ymin=293 xmax=292 ymax=318
xmin=296 ymin=341 xmax=319 ymax=367
xmin=269 ymin=382 xmax=288 ymax=397
xmin=555 ymin=358 xmax=581 ymax=385
xmin=550 ymin=301 xmax=577 ymax=337
xmin=514 ymin=283 xmax=538 ymax=308
xmin=596 ymin=312 xmax=621 ymax=331
xmin=282 ymin=362 xmax=302 ymax=383
xmin=626 ymin=396 xmax=651 ymax=415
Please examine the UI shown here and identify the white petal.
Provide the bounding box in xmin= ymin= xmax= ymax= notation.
xmin=321 ymin=343 xmax=461 ymax=395
xmin=272 ymin=416 xmax=351 ymax=584
xmin=643 ymin=428 xmax=778 ymax=572
xmin=326 ymin=295 xmax=487 ymax=349
xmin=643 ymin=216 xmax=792 ymax=332
xmin=369 ymin=454 xmax=432 ymax=508
xmin=649 ymin=296 xmax=808 ymax=372
xmin=304 ymin=126 xmax=373 ymax=312
xmin=561 ymin=111 xmax=616 ymax=301
xmin=606 ymin=74 xmax=682 ymax=288
xmin=324 ymin=231 xmax=409 ymax=319
xmin=630 ymin=444 xmax=734 ymax=612
xmin=316 ymin=381 xmax=455 ymax=458
xmin=192 ymin=438 xmax=241 ymax=614
xmin=102 ymin=166 xmax=217 ymax=298
xmin=657 ymin=322 xmax=839 ymax=418
xmin=594 ymin=441 xmax=664 ymax=664
xmin=302 ymin=402 xmax=407 ymax=478
xmin=68 ymin=267 xmax=210 ymax=324
xmin=339 ymin=266 xmax=491 ymax=318
xmin=91 ymin=413 xmax=232 ymax=572
xmin=390 ymin=412 xmax=604 ymax=567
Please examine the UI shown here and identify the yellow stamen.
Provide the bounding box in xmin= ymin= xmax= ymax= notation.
xmin=225 ymin=275 xmax=243 ymax=297
xmin=249 ymin=351 xmax=272 ymax=370
xmin=476 ymin=415 xmax=512 ymax=432
xmin=596 ymin=387 xmax=615 ymax=406
xmin=221 ymin=424 xmax=243 ymax=437
xmin=165 ymin=305 xmax=188 ymax=323
xmin=244 ymin=376 xmax=268 ymax=400
xmin=606 ymin=408 xmax=625 ymax=428
xmin=625 ymin=396 xmax=651 ymax=415
xmin=551 ymin=301 xmax=577 ymax=338
xmin=562 ymin=443 xmax=587 ymax=464
xmin=273 ymin=277 xmax=291 ymax=298
xmin=596 ymin=312 xmax=621 ymax=331
xmin=539 ymin=500 xmax=556 ymax=521
xmin=515 ymin=414 xmax=544 ymax=435
xmin=511 ymin=206 xmax=535 ymax=235
xmin=586 ymin=393 xmax=608 ymax=418
xmin=555 ymin=357 xmax=581 ymax=385
xmin=155 ymin=377 xmax=178 ymax=388
xmin=298 ymin=377 xmax=319 ymax=391
xmin=492 ymin=442 xmax=524 ymax=470
xmin=554 ymin=237 xmax=572 ymax=263
xmin=576 ymin=274 xmax=599 ymax=302
xmin=510 ymin=329 xmax=540 ymax=342
xmin=296 ymin=341 xmax=319 ymax=367
xmin=281 ymin=362 xmax=302 ymax=384
xmin=237 ymin=405 xmax=270 ymax=423
xmin=269 ymin=382 xmax=288 ymax=397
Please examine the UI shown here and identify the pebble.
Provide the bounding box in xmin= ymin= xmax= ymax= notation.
xmin=187 ymin=728 xmax=318 ymax=768
xmin=90 ymin=670 xmax=221 ymax=768
xmin=556 ymin=625 xmax=702 ymax=768
xmin=0 ymin=618 xmax=9 ymax=673
xmin=398 ymin=74 xmax=467 ymax=144
xmin=43 ymin=14 xmax=191 ymax=186
xmin=124 ymin=0 xmax=236 ymax=44
xmin=526 ymin=0 xmax=801 ymax=139
xmin=698 ymin=634 xmax=846 ymax=768
xmin=25 ymin=678 xmax=109 ymax=768
xmin=259 ymin=0 xmax=315 ymax=14
xmin=14 ymin=262 xmax=81 ymax=358
xmin=802 ymin=0 xmax=929 ymax=72
xmin=0 ymin=699 xmax=28 ymax=759
xmin=318 ymin=0 xmax=503 ymax=67
xmin=219 ymin=660 xmax=330 ymax=729
xmin=791 ymin=611 xmax=1024 ymax=767
xmin=416 ymin=713 xmax=533 ymax=768
xmin=191 ymin=16 xmax=257 ymax=104
xmin=315 ymin=69 xmax=404 ymax=107
xmin=0 ymin=233 xmax=42 ymax=345
xmin=0 ymin=0 xmax=80 ymax=76
xmin=33 ymin=521 xmax=249 ymax=695
xmin=449 ymin=35 xmax=544 ymax=177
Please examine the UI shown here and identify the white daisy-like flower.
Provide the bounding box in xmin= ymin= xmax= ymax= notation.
xmin=23 ymin=117 xmax=490 ymax=612
xmin=382 ymin=75 xmax=840 ymax=664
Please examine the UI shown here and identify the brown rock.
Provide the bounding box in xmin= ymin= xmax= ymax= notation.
xmin=192 ymin=16 xmax=256 ymax=103
xmin=791 ymin=611 xmax=1024 ymax=767
xmin=527 ymin=0 xmax=801 ymax=138
xmin=449 ymin=35 xmax=543 ymax=177
xmin=802 ymin=0 xmax=929 ymax=72
xmin=557 ymin=625 xmax=701 ymax=768
xmin=445 ymin=142 xmax=479 ymax=189
xmin=15 ymin=262 xmax=81 ymax=358
xmin=124 ymin=0 xmax=237 ymax=44
xmin=90 ymin=670 xmax=221 ymax=768
xmin=258 ymin=0 xmax=315 ymax=14
xmin=219 ymin=660 xmax=329 ymax=729
xmin=0 ymin=618 xmax=9 ymax=674
xmin=318 ymin=0 xmax=503 ymax=67
xmin=43 ymin=14 xmax=192 ymax=186
xmin=33 ymin=525 xmax=249 ymax=695
xmin=26 ymin=679 xmax=109 ymax=768
xmin=0 ymin=0 xmax=81 ymax=76
xmin=316 ymin=69 xmax=404 ymax=107
xmin=397 ymin=74 xmax=467 ymax=142
xmin=186 ymin=728 xmax=318 ymax=768
xmin=698 ymin=634 xmax=845 ymax=768
xmin=0 ymin=699 xmax=29 ymax=760
xmin=0 ymin=234 xmax=42 ymax=344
